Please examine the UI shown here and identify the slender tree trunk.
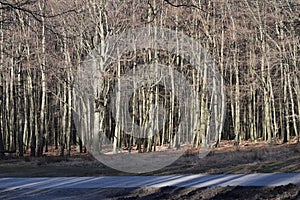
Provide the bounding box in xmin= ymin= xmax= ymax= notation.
xmin=36 ymin=0 xmax=46 ymax=157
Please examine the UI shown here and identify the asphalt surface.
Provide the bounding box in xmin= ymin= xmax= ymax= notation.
xmin=1 ymin=174 xmax=300 ymax=199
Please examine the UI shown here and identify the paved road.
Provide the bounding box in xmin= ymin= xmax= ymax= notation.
xmin=1 ymin=174 xmax=300 ymax=199
xmin=1 ymin=173 xmax=300 ymax=189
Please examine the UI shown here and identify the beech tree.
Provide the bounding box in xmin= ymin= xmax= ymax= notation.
xmin=0 ymin=0 xmax=299 ymax=157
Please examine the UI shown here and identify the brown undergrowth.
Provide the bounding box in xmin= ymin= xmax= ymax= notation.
xmin=0 ymin=139 xmax=300 ymax=176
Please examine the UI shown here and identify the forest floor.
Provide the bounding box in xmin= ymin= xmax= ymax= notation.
xmin=1 ymin=139 xmax=300 ymax=199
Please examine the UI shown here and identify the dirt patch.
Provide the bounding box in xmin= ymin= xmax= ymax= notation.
xmin=109 ymin=184 xmax=300 ymax=200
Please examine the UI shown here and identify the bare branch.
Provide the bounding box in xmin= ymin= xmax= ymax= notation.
xmin=163 ymin=0 xmax=200 ymax=9
xmin=0 ymin=0 xmax=80 ymax=21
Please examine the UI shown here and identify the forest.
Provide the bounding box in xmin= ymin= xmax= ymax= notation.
xmin=0 ymin=0 xmax=299 ymax=158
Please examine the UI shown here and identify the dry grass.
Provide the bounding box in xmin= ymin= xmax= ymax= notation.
xmin=1 ymin=139 xmax=300 ymax=176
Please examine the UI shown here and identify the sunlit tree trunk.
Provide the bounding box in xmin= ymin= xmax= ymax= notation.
xmin=0 ymin=8 xmax=4 ymax=157
xmin=36 ymin=0 xmax=46 ymax=156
